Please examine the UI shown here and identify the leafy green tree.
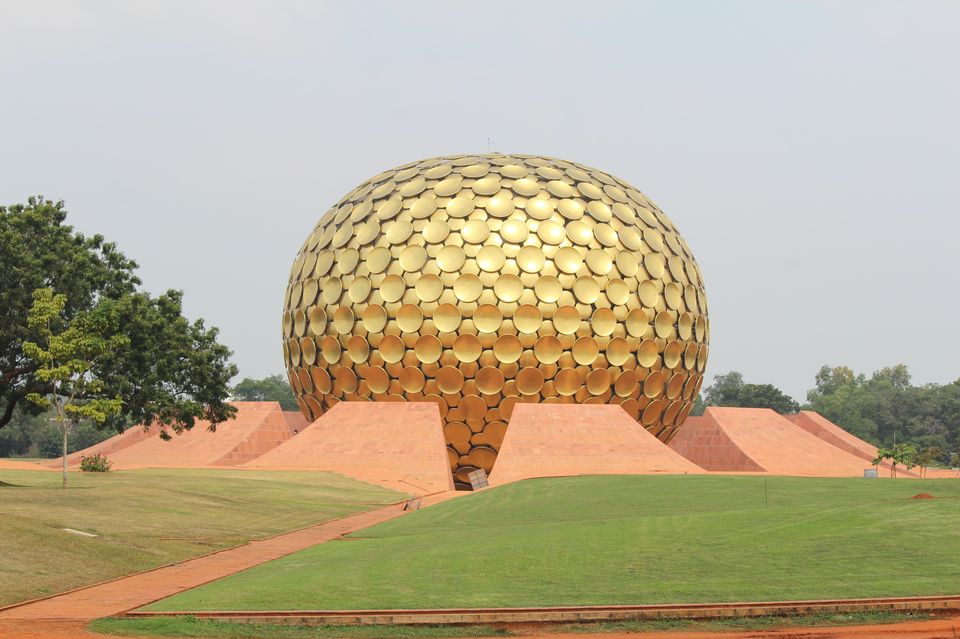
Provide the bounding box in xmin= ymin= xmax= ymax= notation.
xmin=22 ymin=288 xmax=125 ymax=488
xmin=0 ymin=197 xmax=236 ymax=437
xmin=232 ymin=374 xmax=297 ymax=411
xmin=915 ymin=446 xmax=944 ymax=478
xmin=873 ymin=443 xmax=918 ymax=478
xmin=702 ymin=371 xmax=799 ymax=414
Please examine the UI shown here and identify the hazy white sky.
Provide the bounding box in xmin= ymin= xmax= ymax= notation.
xmin=2 ymin=1 xmax=958 ymax=401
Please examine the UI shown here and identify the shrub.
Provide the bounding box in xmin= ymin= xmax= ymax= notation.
xmin=79 ymin=452 xmax=112 ymax=472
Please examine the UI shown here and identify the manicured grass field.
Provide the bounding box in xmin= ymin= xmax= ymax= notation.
xmin=0 ymin=468 xmax=400 ymax=606
xmin=90 ymin=611 xmax=929 ymax=639
xmin=146 ymin=475 xmax=960 ymax=611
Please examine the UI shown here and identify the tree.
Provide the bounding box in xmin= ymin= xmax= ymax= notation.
xmin=915 ymin=446 xmax=944 ymax=478
xmin=702 ymin=371 xmax=799 ymax=414
xmin=233 ymin=374 xmax=297 ymax=410
xmin=873 ymin=443 xmax=918 ymax=478
xmin=22 ymin=288 xmax=125 ymax=488
xmin=1 ymin=197 xmax=237 ymax=437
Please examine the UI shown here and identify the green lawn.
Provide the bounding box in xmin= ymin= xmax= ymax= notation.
xmin=0 ymin=468 xmax=400 ymax=606
xmin=145 ymin=475 xmax=960 ymax=611
xmin=90 ymin=611 xmax=929 ymax=639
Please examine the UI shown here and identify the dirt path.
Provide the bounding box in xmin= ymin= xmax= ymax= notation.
xmin=0 ymin=493 xmax=455 ymax=623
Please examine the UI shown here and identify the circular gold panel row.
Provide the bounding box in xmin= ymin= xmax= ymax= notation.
xmin=283 ymin=154 xmax=709 ymax=489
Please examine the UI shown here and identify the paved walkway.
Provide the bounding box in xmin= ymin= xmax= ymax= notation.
xmin=0 ymin=493 xmax=455 ymax=622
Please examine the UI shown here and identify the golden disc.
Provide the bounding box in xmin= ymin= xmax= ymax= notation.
xmin=454 ymin=273 xmax=483 ymax=302
xmin=655 ymin=311 xmax=674 ymax=338
xmin=385 ymin=220 xmax=413 ymax=244
xmin=526 ymin=198 xmax=554 ymax=220
xmin=376 ymin=196 xmax=402 ymax=221
xmin=461 ymin=219 xmax=490 ymax=244
xmin=572 ymin=336 xmax=599 ymax=365
xmin=578 ymin=182 xmax=604 ymax=200
xmin=415 ymin=274 xmax=443 ymax=302
xmin=365 ymin=246 xmax=391 ymax=273
xmin=493 ymin=335 xmax=523 ymax=363
xmin=536 ymin=165 xmax=564 ymax=180
xmin=321 ymin=277 xmax=342 ymax=304
xmin=553 ymin=305 xmax=582 ymax=334
xmin=684 ymin=342 xmax=698 ymax=370
xmin=619 ymin=226 xmax=643 ymax=251
xmin=461 ymin=163 xmax=489 ymax=178
xmin=436 ymin=245 xmax=466 ymax=272
xmin=554 ymin=368 xmax=581 ymax=396
xmin=587 ymin=200 xmax=612 ymax=222
xmin=474 ymin=304 xmax=503 ymax=333
xmin=499 ymin=218 xmax=529 ymax=243
xmin=664 ymin=282 xmax=683 ymax=309
xmin=666 ymin=373 xmax=685 ymax=399
xmin=643 ymin=370 xmax=666 ymax=398
xmin=460 ymin=394 xmax=487 ymax=420
xmin=414 ymin=334 xmax=442 ymax=364
xmin=557 ymin=198 xmax=584 ymax=220
xmin=302 ymin=278 xmax=319 ymax=305
xmin=396 ymin=304 xmax=423 ymax=332
xmin=433 ymin=176 xmax=463 ymax=197
xmin=333 ymin=306 xmax=354 ymax=334
xmin=644 ymin=253 xmax=665 ymax=278
xmin=485 ymin=195 xmax=515 ymax=218
xmin=476 ymin=366 xmax=505 ymax=394
xmin=399 ymin=176 xmax=426 ymax=197
xmin=678 ymin=312 xmax=693 ymax=340
xmin=642 ymin=398 xmax=667 ymax=426
xmin=514 ymin=304 xmax=542 ymax=333
xmin=554 ymin=247 xmax=584 ymax=274
xmin=472 ymin=176 xmax=501 ymax=196
xmin=434 ymin=303 xmax=462 ymax=332
xmin=453 ymin=334 xmax=482 ymax=362
xmin=586 ymin=368 xmax=612 ymax=395
xmin=311 ymin=366 xmax=332 ymax=394
xmin=398 ymin=244 xmax=427 ymax=271
xmin=565 ymin=221 xmax=592 ymax=245
xmin=638 ymin=280 xmax=658 ymax=307
xmin=615 ymin=251 xmax=638 ymax=277
xmin=547 ymin=180 xmax=574 ymax=198
xmin=591 ymin=308 xmax=616 ymax=336
xmin=511 ymin=177 xmax=540 ymax=196
xmin=517 ymin=246 xmax=546 ymax=273
xmin=573 ymin=276 xmax=600 ymax=304
xmin=535 ymin=276 xmax=563 ymax=303
xmin=643 ymin=227 xmax=664 ymax=252
xmin=612 ymin=202 xmax=636 ymax=224
xmin=476 ymin=245 xmax=506 ymax=272
xmin=308 ymin=306 xmax=327 ymax=336
xmin=585 ymin=249 xmax=613 ymax=275
xmin=637 ymin=339 xmax=659 ymax=368
xmin=436 ymin=366 xmax=464 ymax=394
xmin=364 ymin=366 xmax=390 ymax=394
xmin=422 ymin=219 xmax=450 ymax=244
xmin=446 ymin=195 xmax=475 ymax=218
xmin=379 ymin=274 xmax=405 ymax=303
xmin=534 ymin=335 xmax=563 ymax=364
xmin=334 ymin=365 xmax=358 ymax=393
xmin=663 ymin=340 xmax=683 ymax=369
xmin=614 ymin=369 xmax=638 ymax=397
xmin=361 ymin=304 xmax=388 ymax=333
xmin=662 ymin=400 xmax=683 ymax=425
xmin=494 ymin=274 xmax=523 ymax=302
xmin=300 ymin=337 xmax=317 ymax=365
xmin=602 ymin=280 xmax=627 ymax=307
xmin=537 ymin=220 xmax=565 ymax=245
xmin=346 ymin=335 xmax=369 ymax=363
xmin=445 ymin=421 xmax=472 ymax=454
xmin=348 ymin=276 xmax=371 ymax=304
xmin=594 ymin=223 xmax=617 ymax=246
xmin=468 ymin=446 xmax=498 ymax=472
xmin=516 ymin=367 xmax=545 ymax=395
xmin=399 ymin=366 xmax=426 ymax=393
xmin=606 ymin=337 xmax=630 ymax=366
xmin=424 ymin=164 xmax=452 ymax=179
xmin=378 ymin=334 xmax=405 ymax=363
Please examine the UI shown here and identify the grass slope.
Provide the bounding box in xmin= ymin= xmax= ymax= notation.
xmin=0 ymin=468 xmax=400 ymax=606
xmin=147 ymin=475 xmax=960 ymax=611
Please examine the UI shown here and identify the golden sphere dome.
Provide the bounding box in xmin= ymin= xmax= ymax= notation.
xmin=282 ymin=154 xmax=709 ymax=488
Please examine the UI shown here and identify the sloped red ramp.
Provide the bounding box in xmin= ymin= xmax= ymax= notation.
xmin=244 ymin=402 xmax=454 ymax=495
xmin=488 ymin=404 xmax=704 ymax=486
xmin=669 ymin=407 xmax=872 ymax=476
xmin=44 ymin=422 xmax=159 ymax=469
xmin=93 ymin=402 xmax=296 ymax=469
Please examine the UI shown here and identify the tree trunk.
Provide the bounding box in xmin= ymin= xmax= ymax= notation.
xmin=62 ymin=422 xmax=68 ymax=489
